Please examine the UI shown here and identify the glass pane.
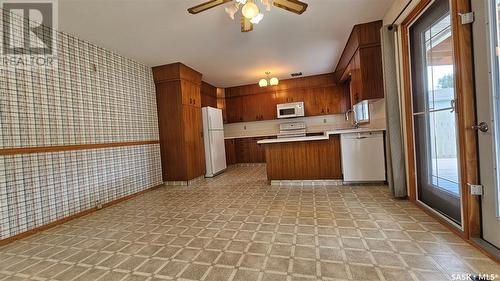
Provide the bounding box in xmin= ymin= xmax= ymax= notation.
xmin=411 ymin=0 xmax=461 ymax=224
xmin=424 ymin=15 xmax=455 ymax=112
xmin=429 ymin=110 xmax=459 ymax=194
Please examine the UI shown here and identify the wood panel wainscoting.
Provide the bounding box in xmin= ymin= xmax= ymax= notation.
xmin=400 ymin=0 xmax=489 ymax=259
xmin=263 ymin=137 xmax=342 ymax=180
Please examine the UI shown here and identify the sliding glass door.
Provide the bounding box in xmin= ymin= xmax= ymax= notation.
xmin=409 ymin=0 xmax=462 ymax=225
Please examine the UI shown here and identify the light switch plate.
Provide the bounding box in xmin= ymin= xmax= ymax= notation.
xmin=469 ymin=184 xmax=483 ymax=195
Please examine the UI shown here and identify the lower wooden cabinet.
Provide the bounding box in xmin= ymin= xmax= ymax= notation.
xmin=264 ymin=136 xmax=342 ymax=180
xmin=225 ymin=137 xmax=268 ymax=164
xmin=225 ymin=139 xmax=237 ymax=165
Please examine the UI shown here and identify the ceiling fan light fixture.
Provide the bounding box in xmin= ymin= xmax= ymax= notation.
xmin=242 ymin=1 xmax=259 ymax=19
xmin=259 ymin=78 xmax=268 ymax=87
xmin=269 ymin=77 xmax=279 ymax=86
xmin=225 ymin=3 xmax=239 ymax=20
xmin=250 ymin=13 xmax=264 ymax=24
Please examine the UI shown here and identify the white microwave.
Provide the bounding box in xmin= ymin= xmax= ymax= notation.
xmin=277 ymin=102 xmax=305 ymax=119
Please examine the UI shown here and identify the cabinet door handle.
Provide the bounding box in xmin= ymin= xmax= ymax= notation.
xmin=189 ymin=98 xmax=192 ymax=104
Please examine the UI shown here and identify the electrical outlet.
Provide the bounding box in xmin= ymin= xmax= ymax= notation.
xmin=469 ymin=184 xmax=483 ymax=195
xmin=323 ymin=119 xmax=327 ymax=123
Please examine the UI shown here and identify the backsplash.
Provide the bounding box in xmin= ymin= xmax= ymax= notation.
xmin=224 ymin=98 xmax=387 ymax=139
xmin=0 ymin=9 xmax=162 ymax=240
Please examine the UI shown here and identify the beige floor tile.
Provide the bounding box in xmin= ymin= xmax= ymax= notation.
xmin=292 ymin=259 xmax=317 ymax=276
xmin=156 ymin=260 xmax=187 ymax=277
xmin=204 ymin=266 xmax=234 ymax=281
xmin=265 ymin=256 xmax=290 ymax=273
xmin=179 ymin=263 xmax=210 ymax=280
xmin=262 ymin=272 xmax=287 ymax=281
xmin=320 ymin=261 xmax=348 ymax=279
xmin=0 ymin=166 xmax=497 ymax=281
xmin=348 ymin=264 xmax=381 ymax=281
xmin=233 ymin=269 xmax=260 ymax=281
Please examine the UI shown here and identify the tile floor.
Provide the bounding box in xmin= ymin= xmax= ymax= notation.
xmin=0 ymin=166 xmax=498 ymax=281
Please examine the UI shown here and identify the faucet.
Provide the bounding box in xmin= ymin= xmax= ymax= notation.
xmin=345 ymin=109 xmax=360 ymax=129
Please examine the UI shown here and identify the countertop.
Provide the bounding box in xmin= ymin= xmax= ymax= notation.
xmin=256 ymin=128 xmax=386 ymax=144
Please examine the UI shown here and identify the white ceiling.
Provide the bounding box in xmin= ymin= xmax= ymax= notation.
xmin=58 ymin=0 xmax=394 ymax=87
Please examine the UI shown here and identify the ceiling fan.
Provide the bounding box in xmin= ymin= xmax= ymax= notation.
xmin=188 ymin=0 xmax=308 ymax=32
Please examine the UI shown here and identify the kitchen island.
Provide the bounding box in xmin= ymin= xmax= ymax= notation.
xmin=257 ymin=128 xmax=385 ymax=182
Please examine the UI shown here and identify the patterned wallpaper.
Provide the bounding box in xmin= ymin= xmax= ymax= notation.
xmin=0 ymin=9 xmax=162 ymax=240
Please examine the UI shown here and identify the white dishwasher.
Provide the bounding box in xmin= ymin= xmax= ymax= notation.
xmin=340 ymin=131 xmax=386 ymax=182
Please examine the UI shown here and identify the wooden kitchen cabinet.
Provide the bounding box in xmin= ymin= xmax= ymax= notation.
xmin=183 ymin=105 xmax=205 ymax=179
xmin=225 ymin=96 xmax=244 ymax=123
xmin=348 ymin=47 xmax=383 ymax=106
xmin=334 ymin=20 xmax=384 ymax=107
xmin=201 ymin=81 xmax=218 ymax=108
xmin=235 ymin=138 xmax=251 ymax=163
xmin=224 ymin=73 xmax=346 ymax=123
xmin=181 ymin=80 xmax=201 ymax=107
xmin=225 ymin=137 xmax=267 ymax=164
xmin=153 ymin=63 xmax=205 ymax=182
xmin=226 ymin=94 xmax=277 ymax=123
xmin=225 ymin=139 xmax=237 ymax=165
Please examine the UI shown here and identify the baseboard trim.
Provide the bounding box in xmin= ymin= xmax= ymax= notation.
xmin=163 ymin=175 xmax=205 ymax=186
xmin=271 ymin=179 xmax=343 ymax=186
xmin=470 ymin=238 xmax=500 ymax=263
xmin=0 ymin=183 xmax=163 ymax=247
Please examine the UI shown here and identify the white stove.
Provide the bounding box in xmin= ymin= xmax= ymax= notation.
xmin=278 ymin=122 xmax=307 ymax=138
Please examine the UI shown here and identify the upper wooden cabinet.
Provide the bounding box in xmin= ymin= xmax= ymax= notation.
xmin=224 ymin=73 xmax=347 ymax=123
xmin=152 ymin=63 xmax=205 ymax=182
xmin=201 ymin=81 xmax=218 ymax=108
xmin=334 ymin=20 xmax=384 ymax=106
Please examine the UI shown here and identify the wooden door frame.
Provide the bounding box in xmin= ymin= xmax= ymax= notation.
xmin=400 ymin=0 xmax=480 ymax=240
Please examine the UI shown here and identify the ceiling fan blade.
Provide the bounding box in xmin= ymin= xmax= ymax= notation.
xmin=273 ymin=0 xmax=308 ymax=14
xmin=241 ymin=16 xmax=253 ymax=32
xmin=188 ymin=0 xmax=232 ymax=14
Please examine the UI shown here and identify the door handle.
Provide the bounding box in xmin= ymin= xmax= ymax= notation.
xmin=472 ymin=121 xmax=489 ymax=133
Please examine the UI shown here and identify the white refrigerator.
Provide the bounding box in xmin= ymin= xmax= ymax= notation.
xmin=202 ymin=107 xmax=227 ymax=177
